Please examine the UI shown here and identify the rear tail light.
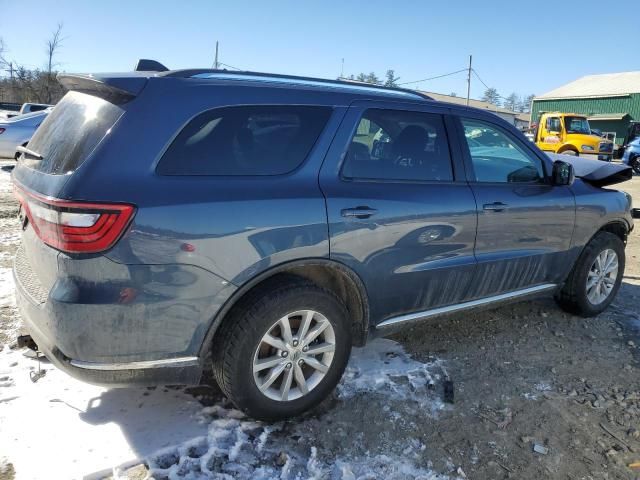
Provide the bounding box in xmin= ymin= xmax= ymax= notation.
xmin=14 ymin=184 xmax=135 ymax=253
xmin=0 ymin=128 xmax=5 ymax=134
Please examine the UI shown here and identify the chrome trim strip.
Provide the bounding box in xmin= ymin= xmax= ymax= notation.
xmin=377 ymin=284 xmax=557 ymax=329
xmin=69 ymin=356 xmax=199 ymax=371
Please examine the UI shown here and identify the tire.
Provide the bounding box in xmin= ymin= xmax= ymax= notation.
xmin=555 ymin=232 xmax=625 ymax=317
xmin=560 ymin=149 xmax=579 ymax=156
xmin=212 ymin=278 xmax=352 ymax=420
xmin=630 ymin=155 xmax=640 ymax=175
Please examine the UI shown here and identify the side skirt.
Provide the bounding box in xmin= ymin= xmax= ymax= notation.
xmin=374 ymin=283 xmax=558 ymax=332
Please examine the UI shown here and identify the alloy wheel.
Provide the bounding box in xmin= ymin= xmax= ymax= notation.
xmin=586 ymin=248 xmax=618 ymax=305
xmin=252 ymin=310 xmax=336 ymax=401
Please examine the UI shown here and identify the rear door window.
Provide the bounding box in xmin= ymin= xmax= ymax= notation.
xmin=341 ymin=109 xmax=454 ymax=182
xmin=24 ymin=91 xmax=123 ymax=175
xmin=157 ymin=105 xmax=332 ymax=176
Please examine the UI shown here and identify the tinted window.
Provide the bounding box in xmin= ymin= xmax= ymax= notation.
xmin=24 ymin=92 xmax=123 ymax=175
xmin=462 ymin=119 xmax=544 ymax=183
xmin=158 ymin=105 xmax=332 ymax=176
xmin=342 ymin=109 xmax=453 ymax=182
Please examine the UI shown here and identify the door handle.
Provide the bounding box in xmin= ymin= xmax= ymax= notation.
xmin=483 ymin=202 xmax=509 ymax=212
xmin=341 ymin=207 xmax=378 ymax=219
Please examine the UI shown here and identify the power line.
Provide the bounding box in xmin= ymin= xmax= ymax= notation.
xmin=471 ymin=68 xmax=492 ymax=92
xmin=398 ymin=68 xmax=467 ymax=86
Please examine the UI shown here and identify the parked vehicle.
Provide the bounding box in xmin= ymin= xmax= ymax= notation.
xmin=0 ymin=102 xmax=22 ymax=120
xmin=622 ymin=137 xmax=640 ymax=174
xmin=0 ymin=109 xmax=50 ymax=159
xmin=534 ymin=112 xmax=613 ymax=161
xmin=12 ymin=62 xmax=634 ymax=420
xmin=616 ymin=121 xmax=640 ymax=160
xmin=18 ymin=103 xmax=52 ymax=115
xmin=2 ymin=103 xmax=53 ymax=120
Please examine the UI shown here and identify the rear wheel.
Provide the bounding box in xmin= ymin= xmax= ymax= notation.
xmin=212 ymin=279 xmax=352 ymax=420
xmin=556 ymin=232 xmax=625 ymax=316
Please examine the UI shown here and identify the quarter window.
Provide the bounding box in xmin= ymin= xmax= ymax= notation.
xmin=157 ymin=105 xmax=332 ymax=176
xmin=342 ymin=109 xmax=453 ymax=182
xmin=461 ymin=119 xmax=544 ymax=183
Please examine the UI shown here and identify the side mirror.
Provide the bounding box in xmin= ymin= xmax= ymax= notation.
xmin=552 ymin=160 xmax=575 ymax=186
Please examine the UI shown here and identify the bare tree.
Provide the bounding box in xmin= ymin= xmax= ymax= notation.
xmin=43 ymin=23 xmax=64 ymax=103
xmin=0 ymin=37 xmax=7 ymax=67
xmin=45 ymin=23 xmax=64 ymax=75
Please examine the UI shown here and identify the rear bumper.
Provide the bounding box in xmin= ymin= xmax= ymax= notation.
xmin=14 ymin=275 xmax=204 ymax=387
xmin=12 ymin=244 xmax=235 ymax=387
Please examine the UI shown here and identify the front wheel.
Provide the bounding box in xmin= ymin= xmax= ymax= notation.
xmin=630 ymin=155 xmax=640 ymax=175
xmin=556 ymin=232 xmax=625 ymax=317
xmin=560 ymin=149 xmax=579 ymax=156
xmin=212 ymin=279 xmax=352 ymax=420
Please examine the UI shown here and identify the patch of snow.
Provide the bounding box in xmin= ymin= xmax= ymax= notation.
xmin=340 ymin=338 xmax=445 ymax=415
xmin=0 ymin=265 xmax=19 ymax=343
xmin=523 ymin=381 xmax=553 ymax=400
xmin=0 ymin=338 xmax=452 ymax=479
xmin=0 ymin=346 xmax=208 ymax=480
xmin=0 ymin=217 xmax=21 ymax=245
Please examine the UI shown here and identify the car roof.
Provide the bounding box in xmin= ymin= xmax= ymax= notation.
xmin=158 ymin=69 xmax=432 ymax=102
xmin=64 ymin=68 xmax=433 ymax=104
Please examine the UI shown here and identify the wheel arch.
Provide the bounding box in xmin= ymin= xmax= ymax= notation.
xmin=558 ymin=144 xmax=579 ymax=154
xmin=598 ymin=220 xmax=629 ymax=244
xmin=199 ymin=258 xmax=371 ymax=359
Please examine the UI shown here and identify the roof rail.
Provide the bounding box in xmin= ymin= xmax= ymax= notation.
xmin=161 ymin=68 xmax=432 ymax=100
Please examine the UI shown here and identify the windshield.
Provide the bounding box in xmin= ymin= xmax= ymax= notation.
xmin=24 ymin=91 xmax=123 ymax=175
xmin=564 ymin=116 xmax=591 ymax=134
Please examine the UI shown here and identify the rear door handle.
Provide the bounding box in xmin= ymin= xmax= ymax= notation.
xmin=483 ymin=202 xmax=509 ymax=212
xmin=341 ymin=207 xmax=378 ymax=219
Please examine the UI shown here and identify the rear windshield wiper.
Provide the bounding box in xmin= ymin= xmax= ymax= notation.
xmin=16 ymin=145 xmax=43 ymax=160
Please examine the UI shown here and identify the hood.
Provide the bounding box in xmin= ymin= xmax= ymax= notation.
xmin=547 ymin=153 xmax=632 ymax=187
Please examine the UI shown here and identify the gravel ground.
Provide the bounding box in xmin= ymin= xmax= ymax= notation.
xmin=0 ymin=162 xmax=639 ymax=479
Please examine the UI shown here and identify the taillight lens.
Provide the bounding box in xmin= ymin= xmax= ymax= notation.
xmin=14 ymin=184 xmax=135 ymax=253
xmin=0 ymin=128 xmax=5 ymax=134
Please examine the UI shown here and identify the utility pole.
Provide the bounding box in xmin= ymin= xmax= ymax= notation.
xmin=213 ymin=41 xmax=219 ymax=69
xmin=466 ymin=55 xmax=472 ymax=106
xmin=340 ymin=58 xmax=344 ymax=78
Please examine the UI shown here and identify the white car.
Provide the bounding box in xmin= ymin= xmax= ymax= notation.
xmin=0 ymin=109 xmax=51 ymax=159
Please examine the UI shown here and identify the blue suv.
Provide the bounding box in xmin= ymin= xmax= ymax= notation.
xmin=12 ymin=61 xmax=634 ymax=420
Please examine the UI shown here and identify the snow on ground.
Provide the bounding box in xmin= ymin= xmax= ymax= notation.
xmin=0 ymin=329 xmax=451 ymax=479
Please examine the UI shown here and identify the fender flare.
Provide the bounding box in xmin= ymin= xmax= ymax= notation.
xmin=197 ymin=257 xmax=370 ymax=359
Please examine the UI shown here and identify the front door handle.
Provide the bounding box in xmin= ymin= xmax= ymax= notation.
xmin=341 ymin=207 xmax=378 ymax=219
xmin=483 ymin=202 xmax=509 ymax=212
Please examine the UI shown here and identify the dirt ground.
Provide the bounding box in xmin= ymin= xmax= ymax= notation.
xmin=1 ymin=164 xmax=639 ymax=480
xmin=391 ymin=176 xmax=640 ymax=480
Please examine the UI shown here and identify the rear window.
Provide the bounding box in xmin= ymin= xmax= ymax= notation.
xmin=23 ymin=91 xmax=123 ymax=175
xmin=157 ymin=105 xmax=332 ymax=176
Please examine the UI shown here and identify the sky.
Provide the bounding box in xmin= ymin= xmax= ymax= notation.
xmin=1 ymin=0 xmax=639 ymax=101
